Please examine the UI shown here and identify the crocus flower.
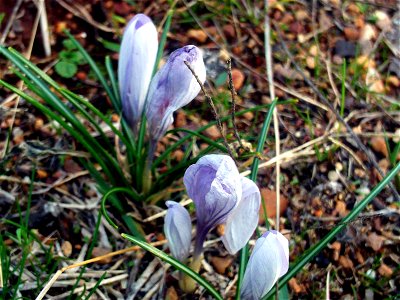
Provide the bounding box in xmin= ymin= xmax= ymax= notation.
xmin=164 ymin=201 xmax=192 ymax=262
xmin=183 ymin=154 xmax=260 ymax=257
xmin=240 ymin=230 xmax=289 ymax=300
xmin=146 ymin=45 xmax=206 ymax=144
xmin=118 ymin=14 xmax=158 ymax=131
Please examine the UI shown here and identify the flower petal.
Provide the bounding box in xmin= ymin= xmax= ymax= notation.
xmin=240 ymin=230 xmax=290 ymax=300
xmin=146 ymin=45 xmax=206 ymax=142
xmin=164 ymin=201 xmax=192 ymax=262
xmin=118 ymin=14 xmax=158 ymax=131
xmin=221 ymin=177 xmax=261 ymax=254
xmin=184 ymin=154 xmax=241 ymax=231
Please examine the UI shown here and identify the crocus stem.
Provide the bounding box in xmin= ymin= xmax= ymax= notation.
xmin=179 ymin=255 xmax=203 ymax=293
xmin=142 ymin=140 xmax=156 ymax=195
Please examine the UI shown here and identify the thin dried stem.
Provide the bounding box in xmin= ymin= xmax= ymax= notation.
xmin=227 ymin=59 xmax=243 ymax=149
xmin=264 ymin=0 xmax=280 ymax=298
xmin=274 ymin=24 xmax=400 ymax=202
xmin=35 ymin=241 xmax=166 ymax=300
xmin=184 ymin=60 xmax=236 ymax=161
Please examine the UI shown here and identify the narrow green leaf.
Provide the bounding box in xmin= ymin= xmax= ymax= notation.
xmin=263 ymin=161 xmax=400 ymax=299
xmin=236 ymin=99 xmax=277 ymax=300
xmin=121 ymin=233 xmax=223 ymax=300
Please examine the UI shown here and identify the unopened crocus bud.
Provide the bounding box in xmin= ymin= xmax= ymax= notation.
xmin=241 ymin=230 xmax=289 ymax=300
xmin=164 ymin=201 xmax=192 ymax=262
xmin=183 ymin=154 xmax=242 ymax=257
xmin=118 ymin=14 xmax=158 ymax=131
xmin=146 ymin=45 xmax=206 ymax=143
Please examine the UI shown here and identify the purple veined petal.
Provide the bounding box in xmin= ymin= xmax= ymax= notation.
xmin=146 ymin=45 xmax=206 ymax=142
xmin=164 ymin=201 xmax=192 ymax=262
xmin=240 ymin=230 xmax=290 ymax=300
xmin=118 ymin=14 xmax=158 ymax=131
xmin=183 ymin=154 xmax=241 ymax=232
xmin=221 ymin=177 xmax=261 ymax=254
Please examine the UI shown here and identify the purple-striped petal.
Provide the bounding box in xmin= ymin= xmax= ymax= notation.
xmin=118 ymin=14 xmax=158 ymax=131
xmin=164 ymin=201 xmax=192 ymax=262
xmin=146 ymin=45 xmax=206 ymax=142
xmin=240 ymin=230 xmax=289 ymax=300
xmin=221 ymin=177 xmax=261 ymax=254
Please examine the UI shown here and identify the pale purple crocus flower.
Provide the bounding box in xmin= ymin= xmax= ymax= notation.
xmin=183 ymin=154 xmax=261 ymax=258
xmin=164 ymin=201 xmax=192 ymax=262
xmin=118 ymin=14 xmax=158 ymax=132
xmin=146 ymin=45 xmax=206 ymax=152
xmin=241 ymin=230 xmax=290 ymax=300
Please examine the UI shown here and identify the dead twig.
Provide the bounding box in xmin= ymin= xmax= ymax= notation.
xmin=184 ymin=60 xmax=236 ymax=161
xmin=273 ymin=24 xmax=400 ymax=202
xmin=227 ymin=59 xmax=243 ymax=149
xmin=35 ymin=240 xmax=166 ymax=300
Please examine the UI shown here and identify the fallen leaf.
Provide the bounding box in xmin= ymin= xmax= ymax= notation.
xmin=210 ymin=256 xmax=234 ymax=274
xmin=366 ymin=232 xmax=385 ymax=251
xmin=259 ymin=188 xmax=289 ymax=222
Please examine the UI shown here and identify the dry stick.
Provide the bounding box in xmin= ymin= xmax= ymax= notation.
xmin=184 ymin=61 xmax=236 ymax=161
xmin=0 ymin=0 xmax=23 ymax=44
xmin=227 ymin=59 xmax=243 ymax=149
xmin=35 ymin=240 xmax=166 ymax=300
xmin=274 ymin=25 xmax=400 ymax=202
xmin=264 ymin=1 xmax=281 ymax=298
xmin=35 ymin=0 xmax=51 ymax=57
xmin=0 ymin=1 xmax=43 ymax=160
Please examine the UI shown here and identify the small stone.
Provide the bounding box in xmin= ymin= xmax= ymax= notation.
xmin=34 ymin=118 xmax=44 ymax=130
xmin=204 ymin=125 xmax=221 ymax=139
xmin=378 ymin=263 xmax=393 ymax=277
xmin=295 ymin=10 xmax=308 ymax=21
xmin=231 ymin=69 xmax=245 ymax=90
xmin=288 ymin=278 xmax=305 ymax=294
xmin=62 ymin=241 xmax=73 ymax=257
xmin=344 ymin=27 xmax=360 ymax=41
xmin=91 ymin=247 xmax=113 ymax=264
xmin=330 ymin=241 xmax=341 ymax=261
xmin=216 ymin=224 xmax=225 ymax=236
xmin=335 ymin=162 xmax=343 ymax=172
xmin=370 ymin=136 xmax=388 ymax=157
xmin=306 ymin=56 xmax=315 ymax=69
xmin=172 ymin=150 xmax=184 ymax=162
xmin=386 ymin=75 xmax=400 ymax=87
xmin=223 ymin=24 xmax=235 ymax=39
xmin=187 ymin=29 xmax=208 ymax=43
xmin=328 ymin=170 xmax=339 ymax=182
xmin=259 ymin=188 xmax=289 ymax=222
xmin=359 ymin=24 xmax=376 ymax=42
xmin=367 ymin=232 xmax=385 ymax=251
xmin=175 ymin=110 xmax=187 ymax=128
xmin=242 ymin=111 xmax=254 ymax=121
xmin=374 ymin=11 xmax=391 ymax=31
xmin=165 ymin=286 xmax=179 ymax=300
xmin=37 ymin=169 xmax=48 ymax=179
xmin=334 ymin=40 xmax=356 ymax=58
xmin=309 ymin=45 xmax=318 ymax=56
xmin=334 ymin=201 xmax=347 ymax=217
xmin=210 ymin=256 xmax=233 ymax=274
xmin=76 ymin=71 xmax=87 ymax=81
xmin=339 ymin=255 xmax=354 ymax=269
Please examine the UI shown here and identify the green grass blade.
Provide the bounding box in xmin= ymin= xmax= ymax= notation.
xmin=153 ymin=8 xmax=174 ymax=75
xmin=63 ymin=30 xmax=119 ymax=110
xmin=121 ymin=233 xmax=223 ymax=300
xmin=0 ymin=79 xmax=116 ymax=181
xmin=105 ymin=55 xmax=120 ymax=110
xmin=235 ymin=99 xmax=277 ymax=300
xmin=263 ymin=161 xmax=400 ymax=299
xmin=153 ymin=102 xmax=292 ymax=169
xmin=0 ymin=46 xmax=127 ymax=184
